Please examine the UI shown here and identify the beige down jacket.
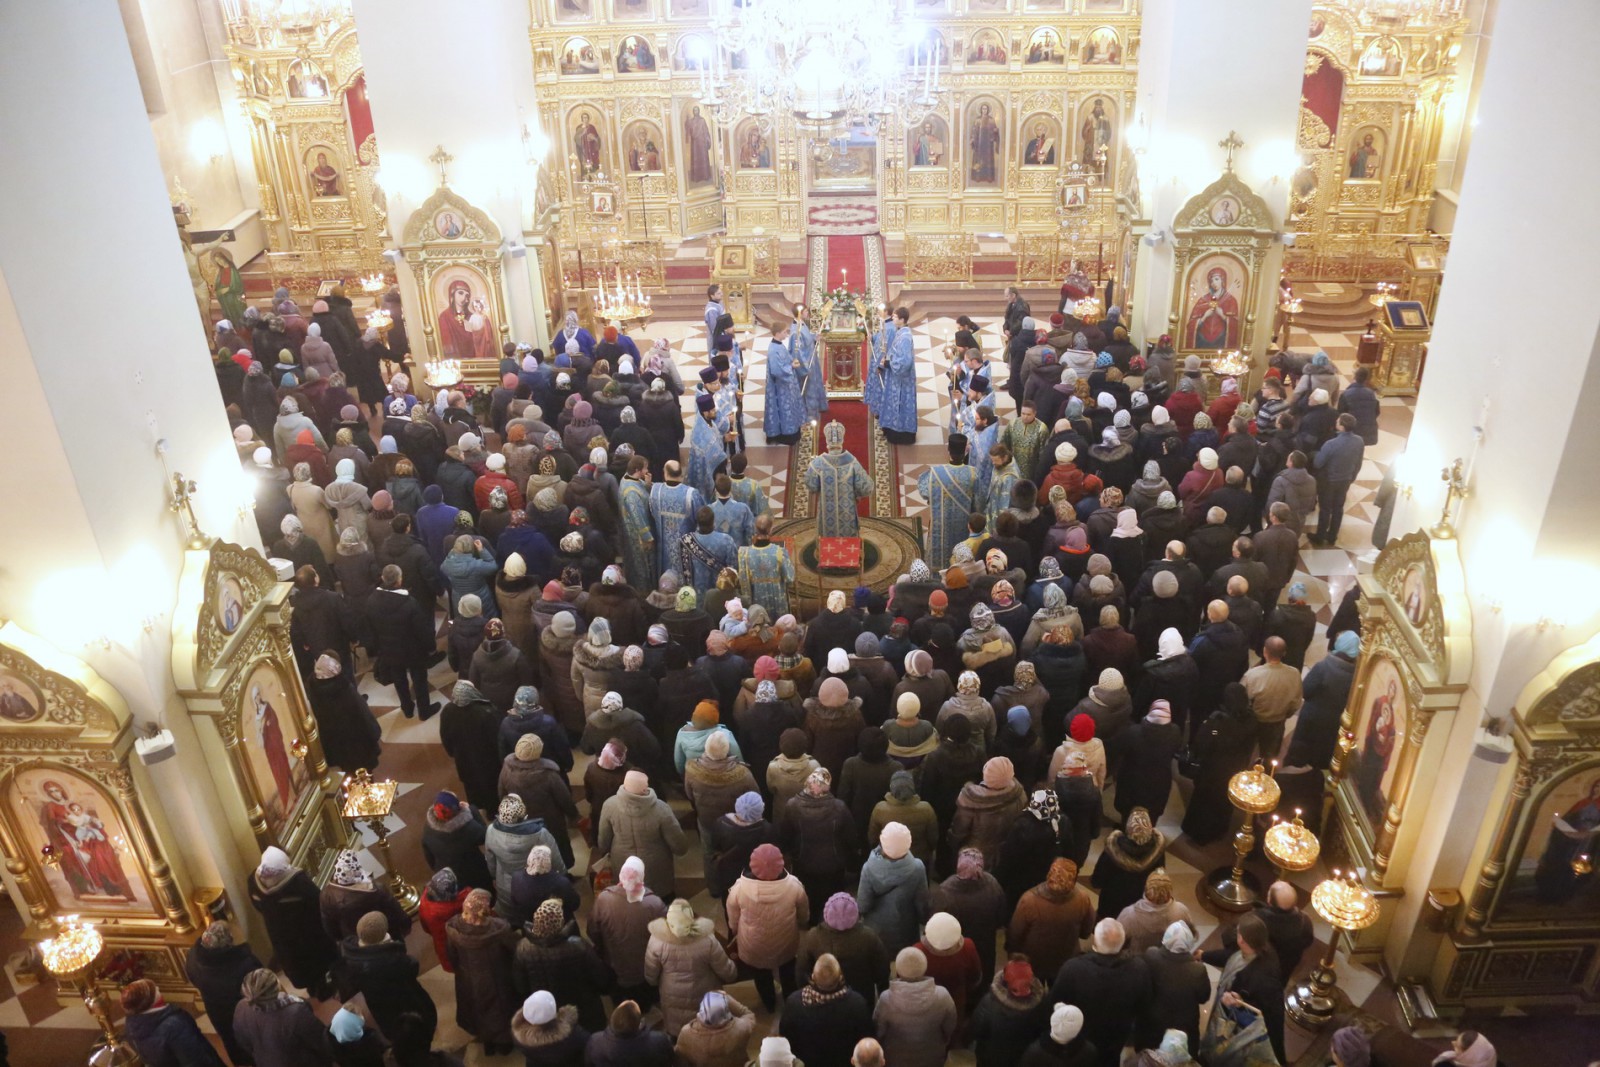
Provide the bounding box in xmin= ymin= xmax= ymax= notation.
xmin=642 ymin=914 xmax=737 ymax=1038
xmin=725 ymin=871 xmax=809 ymax=971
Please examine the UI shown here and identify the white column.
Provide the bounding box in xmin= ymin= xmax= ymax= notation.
xmin=350 ymin=0 xmax=552 ymax=349
xmin=1380 ymin=0 xmax=1600 ymax=976
xmin=0 ymin=0 xmax=269 ymax=923
xmin=1130 ymin=0 xmax=1312 ymax=349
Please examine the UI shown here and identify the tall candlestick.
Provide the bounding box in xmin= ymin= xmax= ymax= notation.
xmin=841 ymin=267 xmax=847 ymax=286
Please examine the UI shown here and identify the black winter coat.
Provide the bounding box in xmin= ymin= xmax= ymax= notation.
xmin=439 ymin=696 xmax=505 ymax=814
xmin=184 ymin=937 xmax=263 ymax=1066
xmin=1048 ymin=951 xmax=1152 ymax=1067
xmin=778 ymin=985 xmax=875 ymax=1067
xmin=1031 ymin=642 xmax=1087 ymax=747
xmin=583 ymin=1026 xmax=675 ymax=1067
xmin=333 ymin=938 xmax=437 ymax=1042
xmin=1020 ymin=1034 xmax=1100 ymax=1067
xmin=307 ymin=672 xmax=383 ymax=772
xmin=420 ymin=807 xmax=493 ymax=890
xmin=124 ymin=1002 xmax=226 ymax=1067
xmin=1181 ymin=706 xmax=1258 ymax=843
xmin=321 ymin=882 xmax=413 ymax=943
xmin=779 ymin=791 xmax=858 ymax=905
xmin=1109 ymin=720 xmax=1182 ymax=821
xmin=376 ymin=532 xmax=442 ymax=602
xmin=363 ymin=587 xmax=437 ymax=674
xmin=971 ymin=978 xmax=1051 ymax=1067
xmin=995 ymin=813 xmax=1064 ymax=915
xmin=512 ymin=923 xmax=614 ymax=1033
xmin=1187 ymin=621 xmax=1249 ymax=722
xmin=1137 ymin=946 xmax=1209 ymax=1051
xmin=249 ymin=868 xmax=338 ymax=994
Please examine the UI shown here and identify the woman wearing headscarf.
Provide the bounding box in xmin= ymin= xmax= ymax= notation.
xmin=1087 ymin=425 xmax=1138 ymax=493
xmin=1182 ymin=682 xmax=1260 ymax=844
xmin=446 ymin=887 xmax=519 ymax=1057
xmin=486 ymin=793 xmax=567 ymax=919
xmin=537 ymin=610 xmax=584 ymax=737
xmin=856 ymin=820 xmax=929 ymax=958
xmin=727 ymin=842 xmax=811 ymax=1010
xmin=1116 ymin=869 xmax=1193 ymax=956
xmin=231 ymin=969 xmax=335 ymax=1067
xmin=960 ymin=605 xmax=1018 ymax=695
xmin=781 ymin=768 xmax=859 ymax=917
xmin=418 ymin=868 xmax=471 ymax=973
xmin=323 ymin=456 xmax=373 ymax=541
xmin=514 ymin=897 xmax=612 ymax=1034
xmin=509 ymin=842 xmax=580 ymax=926
xmin=305 ymin=653 xmax=381 ymax=772
xmin=1105 ymin=509 xmax=1147 ymax=592
xmin=708 ymin=790 xmax=779 ymax=900
xmin=553 ymin=309 xmax=595 ymax=358
xmin=1137 ymin=922 xmax=1210 ymax=1054
xmin=286 ymin=461 xmax=339 ymax=560
xmin=1090 ymin=807 xmax=1168 ymax=921
xmin=675 ymin=990 xmax=756 ymax=1067
xmin=319 ymin=848 xmax=413 ymax=942
xmin=1007 ymin=858 xmax=1096 ymax=986
xmin=949 ymin=757 xmax=1028 ymax=872
xmin=996 ymin=790 xmax=1066 ymax=914
xmin=643 ymin=898 xmax=738 ymax=1038
xmin=439 ymin=679 xmax=504 ymax=814
xmin=183 ymin=922 xmax=263 ymax=1067
xmin=1165 ymin=377 xmax=1204 ymax=438
xmin=1113 ymin=701 xmax=1182 ymax=822
xmin=247 ymin=847 xmax=337 ymax=999
xmin=332 ymin=526 xmax=380 ymax=602
xmin=684 ymin=729 xmax=758 ymax=893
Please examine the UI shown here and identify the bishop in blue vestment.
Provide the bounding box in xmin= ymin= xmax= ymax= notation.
xmin=805 ymin=420 xmax=874 ymax=538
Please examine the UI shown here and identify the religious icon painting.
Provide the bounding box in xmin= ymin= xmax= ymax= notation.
xmin=432 ymin=265 xmax=502 ymax=362
xmin=1182 ymin=253 xmax=1245 ymax=351
xmin=432 ymin=209 xmax=466 ymax=240
xmin=1209 ymin=195 xmax=1241 ymax=226
xmin=1347 ymin=125 xmax=1385 ymax=181
xmin=238 ymin=663 xmax=311 ymax=836
xmin=966 ymin=29 xmax=1007 ymax=65
xmin=1021 ymin=115 xmax=1060 ymax=167
xmin=560 ymin=37 xmax=601 ymax=76
xmin=1059 ymin=180 xmax=1088 ymax=210
xmin=1024 ymin=28 xmax=1064 ymax=65
xmin=1308 ymin=13 xmax=1326 ymax=37
xmin=7 ymin=767 xmax=155 ymax=916
xmin=1360 ymin=36 xmax=1404 ymax=76
xmin=734 ymin=120 xmax=773 ymax=171
xmin=617 ymin=35 xmax=657 ymax=73
xmin=1082 ymin=26 xmax=1121 ymax=64
xmin=675 ymin=35 xmax=713 ymax=70
xmin=682 ymin=102 xmax=718 ymax=189
xmin=572 ymin=108 xmax=606 ymax=178
xmin=553 ymin=0 xmax=594 ymax=22
xmin=965 ymin=98 xmax=1003 ymax=188
xmin=624 ymin=120 xmax=667 ymax=173
xmin=304 ymin=146 xmax=344 ymax=198
xmin=0 ymin=670 xmax=42 ymax=725
xmin=669 ymin=0 xmax=709 ymax=15
xmin=1509 ymin=768 xmax=1600 ymax=913
xmin=285 ymin=58 xmax=328 ymax=99
xmin=907 ymin=116 xmax=950 ymax=168
xmin=215 ymin=575 xmax=247 ymax=635
xmin=1349 ymin=655 xmax=1406 ymax=834
xmin=1076 ymin=94 xmax=1116 ymax=170
xmin=612 ymin=0 xmax=652 ymax=19
xmin=1400 ymin=563 xmax=1428 ymax=627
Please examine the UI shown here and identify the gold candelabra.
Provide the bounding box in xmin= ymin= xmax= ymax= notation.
xmin=1205 ymin=761 xmax=1282 ymax=911
xmin=41 ymin=917 xmax=137 ymax=1065
xmin=1368 ymin=281 xmax=1399 ymax=308
xmin=1264 ymin=809 xmax=1321 ymax=880
xmin=423 ymin=359 xmax=463 ymax=391
xmin=340 ymin=770 xmax=417 ymax=915
xmin=1287 ymin=869 xmax=1381 ymax=1029
xmin=1210 ymin=349 xmax=1251 ymax=379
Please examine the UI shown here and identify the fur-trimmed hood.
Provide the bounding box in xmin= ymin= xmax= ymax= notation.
xmin=511 ymin=1003 xmax=580 ymax=1047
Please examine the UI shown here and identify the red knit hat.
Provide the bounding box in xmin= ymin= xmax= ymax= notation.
xmin=1069 ymin=713 xmax=1096 ymax=743
xmin=1003 ymin=957 xmax=1035 ymax=998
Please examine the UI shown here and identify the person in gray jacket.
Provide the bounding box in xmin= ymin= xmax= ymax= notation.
xmin=485 ymin=794 xmax=566 ymax=918
xmin=873 ymin=947 xmax=957 ymax=1067
xmin=1312 ymin=414 xmax=1366 ymax=546
xmin=856 ymin=821 xmax=929 ymax=956
xmin=1264 ymin=451 xmax=1317 ymax=533
xmin=595 ymin=769 xmax=690 ymax=897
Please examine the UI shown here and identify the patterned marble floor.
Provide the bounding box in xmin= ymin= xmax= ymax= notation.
xmin=0 ymin=310 xmax=1420 ymax=1066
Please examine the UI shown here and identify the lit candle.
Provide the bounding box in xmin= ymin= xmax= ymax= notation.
xmin=841 ymin=267 xmax=847 ymax=286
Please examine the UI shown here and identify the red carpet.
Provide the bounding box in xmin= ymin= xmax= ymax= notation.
xmin=819 ymin=235 xmax=874 ymax=516
xmin=826 ymin=235 xmax=870 ymax=296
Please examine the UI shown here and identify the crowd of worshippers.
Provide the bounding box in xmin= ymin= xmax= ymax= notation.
xmin=169 ymin=287 xmax=1387 ymax=1067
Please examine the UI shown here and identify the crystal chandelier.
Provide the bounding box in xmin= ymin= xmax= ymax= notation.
xmin=696 ymin=0 xmax=946 ymax=135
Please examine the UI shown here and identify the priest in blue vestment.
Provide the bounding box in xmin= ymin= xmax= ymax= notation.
xmin=763 ymin=319 xmax=804 ymax=444
xmin=981 ymin=439 xmax=1023 ymax=532
xmin=710 ymin=474 xmax=756 ymax=547
xmin=794 ymin=313 xmax=828 ymax=424
xmin=738 ymin=513 xmax=795 ymax=619
xmin=688 ymin=391 xmax=728 ymax=500
xmin=968 ymin=407 xmax=1001 ymax=510
xmin=865 ymin=318 xmax=893 ymax=415
xmin=917 ymin=434 xmax=979 ymax=569
xmin=727 ymin=453 xmax=770 ymax=519
xmin=649 ymin=460 xmax=703 ymax=576
xmin=618 ymin=456 xmax=658 ymax=588
xmin=878 ymin=307 xmax=919 ymax=442
xmin=680 ymin=504 xmax=738 ymax=594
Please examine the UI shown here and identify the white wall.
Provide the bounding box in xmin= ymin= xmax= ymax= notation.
xmin=1132 ymin=0 xmax=1312 ymax=348
xmin=351 ymin=0 xmax=551 ymax=348
xmin=1380 ymin=0 xmax=1600 ymax=976
xmin=0 ymin=0 xmax=265 ymax=920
